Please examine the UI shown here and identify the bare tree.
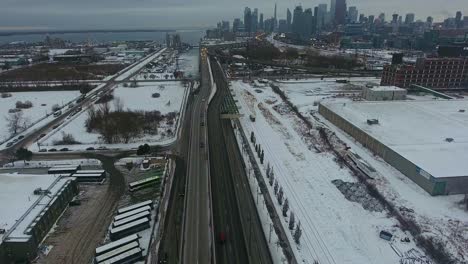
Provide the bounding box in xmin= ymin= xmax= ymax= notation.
xmin=113 ymin=96 xmax=124 ymax=112
xmin=5 ymin=111 xmax=28 ymax=135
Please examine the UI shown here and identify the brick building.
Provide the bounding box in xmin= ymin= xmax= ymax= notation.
xmin=381 ymin=56 xmax=468 ymax=89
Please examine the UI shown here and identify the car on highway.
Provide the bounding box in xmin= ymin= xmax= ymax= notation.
xmin=218 ymin=232 xmax=227 ymax=244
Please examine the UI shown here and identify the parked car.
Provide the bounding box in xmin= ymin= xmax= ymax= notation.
xmin=48 ymin=148 xmax=57 ymax=152
xmin=6 ymin=142 xmax=13 ymax=147
xmin=17 ymin=135 xmax=24 ymax=140
xmin=60 ymin=148 xmax=69 ymax=152
xmin=86 ymin=147 xmax=95 ymax=151
xmin=38 ymin=149 xmax=47 ymax=152
xmin=97 ymin=146 xmax=108 ymax=150
xmin=39 ymin=133 xmax=46 ymax=138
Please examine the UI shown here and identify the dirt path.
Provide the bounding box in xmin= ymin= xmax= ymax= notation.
xmin=35 ymin=155 xmax=126 ymax=264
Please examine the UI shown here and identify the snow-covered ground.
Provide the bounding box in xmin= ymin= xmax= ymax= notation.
xmin=231 ymin=80 xmax=429 ymax=264
xmin=178 ymin=48 xmax=199 ymax=78
xmin=0 ymin=91 xmax=81 ymax=142
xmin=38 ymin=81 xmax=187 ymax=150
xmin=279 ymin=79 xmax=468 ymax=253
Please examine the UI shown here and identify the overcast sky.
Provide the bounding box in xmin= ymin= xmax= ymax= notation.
xmin=0 ymin=0 xmax=466 ymax=31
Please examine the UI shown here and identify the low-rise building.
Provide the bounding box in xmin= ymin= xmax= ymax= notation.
xmin=0 ymin=174 xmax=78 ymax=263
xmin=362 ymin=86 xmax=407 ymax=101
xmin=319 ymin=100 xmax=468 ymax=196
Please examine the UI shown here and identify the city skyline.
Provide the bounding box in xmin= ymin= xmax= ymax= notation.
xmin=0 ymin=0 xmax=467 ymax=30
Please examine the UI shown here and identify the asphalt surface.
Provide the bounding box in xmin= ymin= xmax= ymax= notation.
xmin=208 ymin=58 xmax=272 ymax=264
xmin=0 ymin=48 xmax=164 ymax=165
xmin=180 ymin=53 xmax=212 ymax=263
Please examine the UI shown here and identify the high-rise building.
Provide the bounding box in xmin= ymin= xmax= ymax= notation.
xmin=287 ymin=8 xmax=292 ymax=32
xmin=244 ymin=7 xmax=252 ymax=33
xmin=392 ymin=14 xmax=398 ymax=24
xmin=378 ymin=13 xmax=386 ymax=23
xmin=252 ymin=8 xmax=258 ymax=33
xmin=233 ymin=18 xmax=242 ymax=32
xmin=405 ymin=13 xmax=415 ymax=24
xmin=317 ymin=4 xmax=328 ymax=31
xmin=456 ymin=11 xmax=463 ymax=28
xmin=368 ymin=15 xmax=375 ymax=24
xmin=221 ymin=21 xmax=230 ymax=32
xmin=274 ymin=3 xmax=278 ymax=31
xmin=334 ymin=0 xmax=347 ymax=25
xmin=348 ymin=6 xmax=358 ymax=23
xmin=259 ymin=13 xmax=264 ymax=31
xmin=292 ymin=6 xmax=304 ymax=36
xmin=330 ymin=0 xmax=336 ymax=21
xmin=278 ymin=19 xmax=288 ymax=33
xmin=426 ymin=16 xmax=433 ymax=26
xmin=304 ymin=8 xmax=313 ymax=39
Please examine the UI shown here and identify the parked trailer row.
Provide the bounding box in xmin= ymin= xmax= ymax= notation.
xmin=114 ymin=206 xmax=152 ymax=222
xmin=75 ymin=169 xmax=105 ymax=174
xmin=95 ymin=234 xmax=140 ymax=256
xmin=128 ymin=176 xmax=161 ymax=192
xmin=100 ymin=247 xmax=143 ymax=264
xmin=117 ymin=200 xmax=153 ymax=214
xmin=48 ymin=165 xmax=81 ymax=174
xmin=95 ymin=241 xmax=140 ymax=263
xmin=72 ymin=173 xmax=105 ymax=182
xmin=109 ymin=218 xmax=150 ymax=240
xmin=113 ymin=211 xmax=151 ymax=228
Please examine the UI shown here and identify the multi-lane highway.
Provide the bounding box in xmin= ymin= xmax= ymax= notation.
xmin=179 ymin=49 xmax=213 ymax=263
xmin=208 ymin=57 xmax=272 ymax=263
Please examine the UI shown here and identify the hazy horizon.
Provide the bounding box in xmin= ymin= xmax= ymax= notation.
xmin=0 ymin=0 xmax=467 ymax=31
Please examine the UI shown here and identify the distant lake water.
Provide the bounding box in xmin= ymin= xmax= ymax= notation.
xmin=0 ymin=29 xmax=205 ymax=45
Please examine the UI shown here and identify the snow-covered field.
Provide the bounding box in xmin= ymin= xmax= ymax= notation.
xmin=38 ymin=81 xmax=187 ymax=150
xmin=231 ymin=80 xmax=432 ymax=264
xmin=0 ymin=91 xmax=81 ymax=142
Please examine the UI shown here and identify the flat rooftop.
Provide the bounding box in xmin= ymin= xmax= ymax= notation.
xmin=369 ymin=86 xmax=406 ymax=92
xmin=0 ymin=173 xmax=73 ymax=243
xmin=322 ymin=100 xmax=468 ymax=178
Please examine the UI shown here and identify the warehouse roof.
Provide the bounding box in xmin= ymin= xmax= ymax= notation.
xmin=0 ymin=173 xmax=73 ymax=243
xmin=322 ymin=99 xmax=468 ymax=178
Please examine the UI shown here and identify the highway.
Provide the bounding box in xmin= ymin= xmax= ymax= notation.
xmin=0 ymin=48 xmax=166 ymax=165
xmin=208 ymin=57 xmax=272 ymax=263
xmin=179 ymin=49 xmax=213 ymax=263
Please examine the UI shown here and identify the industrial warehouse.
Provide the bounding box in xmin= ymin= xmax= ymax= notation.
xmin=0 ymin=173 xmax=78 ymax=262
xmin=319 ymin=99 xmax=468 ymax=195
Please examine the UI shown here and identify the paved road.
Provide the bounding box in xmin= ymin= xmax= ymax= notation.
xmin=180 ymin=52 xmax=213 ymax=263
xmin=0 ymin=48 xmax=165 ymax=165
xmin=209 ymin=57 xmax=273 ymax=264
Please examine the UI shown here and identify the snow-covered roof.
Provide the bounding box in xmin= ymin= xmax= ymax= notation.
xmin=369 ymin=86 xmax=406 ymax=92
xmin=0 ymin=173 xmax=74 ymax=243
xmin=322 ymin=100 xmax=468 ymax=178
